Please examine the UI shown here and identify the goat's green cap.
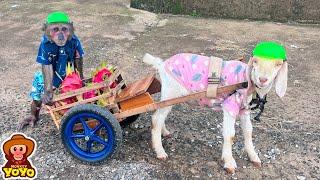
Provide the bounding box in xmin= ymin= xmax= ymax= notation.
xmin=47 ymin=11 xmax=70 ymax=24
xmin=253 ymin=41 xmax=287 ymax=60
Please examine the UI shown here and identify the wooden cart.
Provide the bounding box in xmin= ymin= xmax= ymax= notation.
xmin=45 ymin=67 xmax=247 ymax=164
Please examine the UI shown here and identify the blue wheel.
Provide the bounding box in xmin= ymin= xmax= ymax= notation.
xmin=60 ymin=104 xmax=122 ymax=164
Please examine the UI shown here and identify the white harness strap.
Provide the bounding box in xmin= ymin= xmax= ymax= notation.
xmin=206 ymin=56 xmax=223 ymax=98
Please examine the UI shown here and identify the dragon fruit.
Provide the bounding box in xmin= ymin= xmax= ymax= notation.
xmin=90 ymin=62 xmax=118 ymax=106
xmin=83 ymin=83 xmax=96 ymax=100
xmin=60 ymin=63 xmax=83 ymax=104
xmin=92 ymin=62 xmax=117 ymax=88
xmin=92 ymin=62 xmax=112 ymax=83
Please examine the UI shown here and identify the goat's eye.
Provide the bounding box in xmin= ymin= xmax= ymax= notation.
xmin=276 ymin=63 xmax=283 ymax=67
xmin=253 ymin=60 xmax=257 ymax=64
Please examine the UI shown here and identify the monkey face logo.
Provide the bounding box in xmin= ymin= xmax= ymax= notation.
xmin=1 ymin=133 xmax=37 ymax=179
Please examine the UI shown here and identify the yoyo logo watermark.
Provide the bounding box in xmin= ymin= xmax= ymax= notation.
xmin=1 ymin=133 xmax=37 ymax=179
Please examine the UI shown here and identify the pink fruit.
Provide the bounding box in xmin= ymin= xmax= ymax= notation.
xmin=92 ymin=68 xmax=112 ymax=83
xmin=61 ymin=72 xmax=83 ymax=104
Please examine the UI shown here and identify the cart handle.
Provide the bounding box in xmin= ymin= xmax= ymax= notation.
xmin=115 ymin=82 xmax=248 ymax=119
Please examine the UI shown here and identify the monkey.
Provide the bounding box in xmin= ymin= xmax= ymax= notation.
xmin=19 ymin=11 xmax=85 ymax=129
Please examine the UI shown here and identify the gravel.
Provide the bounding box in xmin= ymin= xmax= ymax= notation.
xmin=0 ymin=0 xmax=319 ymax=179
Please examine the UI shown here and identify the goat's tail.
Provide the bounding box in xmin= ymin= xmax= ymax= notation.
xmin=143 ymin=53 xmax=163 ymax=70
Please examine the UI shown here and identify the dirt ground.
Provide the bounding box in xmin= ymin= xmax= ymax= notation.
xmin=0 ymin=0 xmax=319 ymax=179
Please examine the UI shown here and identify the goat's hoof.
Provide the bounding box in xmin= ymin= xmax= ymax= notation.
xmin=163 ymin=133 xmax=172 ymax=139
xmin=158 ymin=156 xmax=167 ymax=161
xmin=157 ymin=155 xmax=168 ymax=161
xmin=252 ymin=161 xmax=262 ymax=168
xmin=223 ymin=158 xmax=237 ymax=174
xmin=156 ymin=151 xmax=168 ymax=160
xmin=224 ymin=167 xmax=236 ymax=174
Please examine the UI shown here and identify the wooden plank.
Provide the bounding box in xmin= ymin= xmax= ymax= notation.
xmin=73 ymin=119 xmax=100 ymax=131
xmin=119 ymin=93 xmax=154 ymax=111
xmin=51 ymin=93 xmax=114 ymax=112
xmin=105 ymin=96 xmax=119 ymax=113
xmin=115 ymin=82 xmax=247 ymax=119
xmin=113 ymin=81 xmax=126 ymax=95
xmin=54 ymin=112 xmax=63 ymax=129
xmin=109 ymin=69 xmax=121 ymax=82
xmin=146 ymin=77 xmax=161 ymax=95
xmin=45 ymin=105 xmax=60 ymax=129
xmin=52 ymin=112 xmax=60 ymax=129
xmin=116 ymin=75 xmax=155 ymax=102
xmin=53 ymin=81 xmax=110 ymax=102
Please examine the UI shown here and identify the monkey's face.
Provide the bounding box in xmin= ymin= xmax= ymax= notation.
xmin=10 ymin=145 xmax=27 ymax=161
xmin=48 ymin=23 xmax=71 ymax=46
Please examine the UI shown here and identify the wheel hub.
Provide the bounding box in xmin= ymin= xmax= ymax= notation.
xmin=84 ymin=136 xmax=90 ymax=141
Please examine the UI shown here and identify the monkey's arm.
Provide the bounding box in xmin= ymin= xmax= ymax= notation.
xmin=74 ymin=57 xmax=84 ymax=79
xmin=41 ymin=64 xmax=53 ymax=105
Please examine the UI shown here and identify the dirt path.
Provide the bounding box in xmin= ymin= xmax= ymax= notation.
xmin=0 ymin=0 xmax=319 ymax=179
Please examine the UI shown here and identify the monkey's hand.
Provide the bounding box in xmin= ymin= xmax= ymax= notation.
xmin=18 ymin=116 xmax=37 ymax=130
xmin=41 ymin=91 xmax=53 ymax=106
xmin=74 ymin=56 xmax=84 ymax=79
xmin=41 ymin=90 xmax=53 ymax=105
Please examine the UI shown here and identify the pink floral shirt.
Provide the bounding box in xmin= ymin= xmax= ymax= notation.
xmin=164 ymin=53 xmax=250 ymax=118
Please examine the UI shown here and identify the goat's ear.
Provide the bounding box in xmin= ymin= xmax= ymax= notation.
xmin=247 ymin=57 xmax=254 ymax=67
xmin=245 ymin=57 xmax=254 ymax=91
xmin=246 ymin=58 xmax=254 ymax=80
xmin=274 ymin=61 xmax=288 ymax=98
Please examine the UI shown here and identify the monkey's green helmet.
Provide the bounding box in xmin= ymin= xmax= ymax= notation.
xmin=46 ymin=11 xmax=70 ymax=24
xmin=253 ymin=41 xmax=287 ymax=61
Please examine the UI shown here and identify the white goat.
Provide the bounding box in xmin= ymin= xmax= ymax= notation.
xmin=143 ymin=48 xmax=287 ymax=173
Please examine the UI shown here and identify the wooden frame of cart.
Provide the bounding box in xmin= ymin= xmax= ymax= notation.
xmin=45 ymin=67 xmax=247 ymax=164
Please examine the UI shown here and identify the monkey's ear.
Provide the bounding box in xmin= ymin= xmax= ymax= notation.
xmin=67 ymin=22 xmax=75 ymax=41
xmin=42 ymin=22 xmax=47 ymax=32
xmin=69 ymin=22 xmax=75 ymax=32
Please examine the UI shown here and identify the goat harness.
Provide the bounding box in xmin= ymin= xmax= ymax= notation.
xmin=206 ymin=56 xmax=223 ymax=98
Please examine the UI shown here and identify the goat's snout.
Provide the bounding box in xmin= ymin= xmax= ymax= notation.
xmin=259 ymin=77 xmax=268 ymax=84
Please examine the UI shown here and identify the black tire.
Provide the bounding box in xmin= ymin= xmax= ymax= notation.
xmin=120 ymin=114 xmax=140 ymax=128
xmin=60 ymin=104 xmax=122 ymax=165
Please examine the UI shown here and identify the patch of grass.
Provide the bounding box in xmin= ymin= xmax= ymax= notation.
xmin=168 ymin=1 xmax=183 ymax=15
xmin=130 ymin=0 xmax=204 ymax=17
xmin=190 ymin=10 xmax=201 ymax=17
xmin=130 ymin=0 xmax=143 ymax=9
xmin=131 ymin=0 xmax=184 ymax=14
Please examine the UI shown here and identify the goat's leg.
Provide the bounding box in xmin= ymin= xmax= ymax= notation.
xmin=221 ymin=109 xmax=237 ymax=174
xmin=161 ymin=124 xmax=171 ymax=138
xmin=151 ymin=63 xmax=188 ymax=160
xmin=240 ymin=113 xmax=261 ymax=167
xmin=151 ymin=106 xmax=172 ymax=160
